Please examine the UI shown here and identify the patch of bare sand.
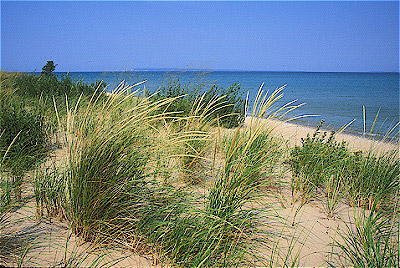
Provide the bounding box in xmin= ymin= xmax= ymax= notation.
xmin=253 ymin=185 xmax=361 ymax=267
xmin=2 ymin=200 xmax=161 ymax=267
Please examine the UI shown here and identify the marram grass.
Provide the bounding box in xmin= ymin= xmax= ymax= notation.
xmin=64 ymin=82 xmax=185 ymax=242
xmin=331 ymin=203 xmax=399 ymax=267
xmin=59 ymin=82 xmax=302 ymax=267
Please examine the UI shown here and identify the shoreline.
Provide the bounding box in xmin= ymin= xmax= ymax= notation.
xmin=280 ymin=116 xmax=399 ymax=144
xmin=247 ymin=116 xmax=399 ymax=153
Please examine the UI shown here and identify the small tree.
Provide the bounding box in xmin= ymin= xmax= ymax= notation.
xmin=41 ymin=61 xmax=57 ymax=75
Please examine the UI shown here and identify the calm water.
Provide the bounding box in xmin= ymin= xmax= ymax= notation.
xmin=54 ymin=71 xmax=399 ymax=137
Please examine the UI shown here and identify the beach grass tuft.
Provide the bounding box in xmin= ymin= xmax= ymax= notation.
xmin=332 ymin=204 xmax=399 ymax=267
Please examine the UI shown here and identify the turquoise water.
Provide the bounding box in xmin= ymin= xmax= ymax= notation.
xmin=54 ymin=71 xmax=399 ymax=137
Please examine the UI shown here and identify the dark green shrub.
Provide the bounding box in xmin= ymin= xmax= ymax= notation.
xmin=41 ymin=60 xmax=57 ymax=76
xmin=153 ymin=80 xmax=245 ymax=128
xmin=0 ymin=71 xmax=104 ymax=113
xmin=10 ymin=72 xmax=102 ymax=99
xmin=0 ymin=71 xmax=106 ymax=150
xmin=0 ymin=97 xmax=50 ymax=173
xmin=290 ymin=121 xmax=400 ymax=211
xmin=290 ymin=121 xmax=350 ymax=197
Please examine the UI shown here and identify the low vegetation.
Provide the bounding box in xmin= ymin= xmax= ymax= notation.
xmin=332 ymin=204 xmax=399 ymax=267
xmin=290 ymin=121 xmax=399 ymax=214
xmin=0 ymin=93 xmax=50 ymax=172
xmin=34 ymin=165 xmax=67 ymax=219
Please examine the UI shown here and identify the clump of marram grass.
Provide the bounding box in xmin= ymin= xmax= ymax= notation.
xmin=0 ymin=135 xmax=15 ymax=212
xmin=193 ymin=85 xmax=301 ymax=266
xmin=152 ymin=79 xmax=245 ymax=128
xmin=346 ymin=149 xmax=399 ymax=210
xmin=331 ymin=203 xmax=399 ymax=267
xmin=153 ymin=90 xmax=242 ymax=185
xmin=137 ymin=85 xmax=300 ymax=267
xmin=62 ymin=81 xmax=209 ymax=262
xmin=0 ymin=131 xmax=33 ymax=214
xmin=151 ymin=84 xmax=246 ymax=184
xmin=63 ymin=82 xmax=187 ymax=244
xmin=56 ymin=80 xmax=305 ymax=266
xmin=177 ymin=93 xmax=230 ymax=183
xmin=0 ymin=90 xmax=50 ymax=174
xmin=0 ymin=134 xmax=31 ymax=264
xmin=34 ymin=164 xmax=67 ymax=220
xmin=0 ymin=177 xmax=13 ymax=217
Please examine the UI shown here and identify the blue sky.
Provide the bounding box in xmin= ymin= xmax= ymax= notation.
xmin=1 ymin=1 xmax=398 ymax=72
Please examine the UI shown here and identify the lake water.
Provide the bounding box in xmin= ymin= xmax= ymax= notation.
xmin=54 ymin=71 xmax=399 ymax=137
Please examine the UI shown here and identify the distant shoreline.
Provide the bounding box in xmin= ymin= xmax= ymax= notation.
xmin=23 ymin=70 xmax=400 ymax=74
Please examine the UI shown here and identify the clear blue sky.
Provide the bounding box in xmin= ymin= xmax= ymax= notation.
xmin=1 ymin=1 xmax=398 ymax=72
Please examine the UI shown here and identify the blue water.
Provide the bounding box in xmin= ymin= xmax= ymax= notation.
xmin=54 ymin=71 xmax=399 ymax=137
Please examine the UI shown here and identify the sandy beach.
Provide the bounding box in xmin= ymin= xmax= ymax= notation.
xmin=2 ymin=117 xmax=397 ymax=267
xmin=256 ymin=117 xmax=398 ymax=153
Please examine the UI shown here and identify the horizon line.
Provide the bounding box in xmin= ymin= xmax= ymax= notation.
xmin=20 ymin=68 xmax=400 ymax=74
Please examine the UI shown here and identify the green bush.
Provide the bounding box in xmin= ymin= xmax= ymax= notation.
xmin=8 ymin=72 xmax=101 ymax=98
xmin=290 ymin=121 xmax=400 ymax=211
xmin=290 ymin=121 xmax=350 ymax=198
xmin=41 ymin=60 xmax=57 ymax=76
xmin=153 ymin=80 xmax=245 ymax=128
xmin=0 ymin=97 xmax=50 ymax=173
